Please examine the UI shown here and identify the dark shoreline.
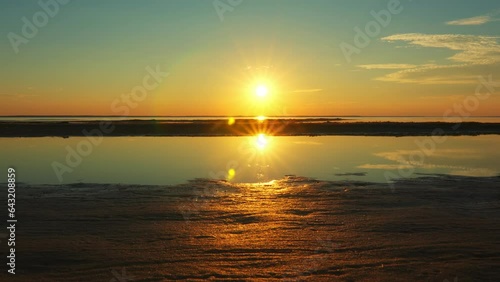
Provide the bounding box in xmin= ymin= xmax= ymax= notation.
xmin=1 ymin=119 xmax=500 ymax=137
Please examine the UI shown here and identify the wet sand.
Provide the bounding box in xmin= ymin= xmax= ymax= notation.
xmin=2 ymin=175 xmax=499 ymax=281
xmin=1 ymin=119 xmax=500 ymax=137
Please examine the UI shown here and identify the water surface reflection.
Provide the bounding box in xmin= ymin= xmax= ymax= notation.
xmin=0 ymin=135 xmax=498 ymax=185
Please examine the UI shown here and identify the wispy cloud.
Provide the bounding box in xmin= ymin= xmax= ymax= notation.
xmin=375 ymin=66 xmax=481 ymax=84
xmin=366 ymin=33 xmax=500 ymax=84
xmin=375 ymin=149 xmax=482 ymax=161
xmin=446 ymin=11 xmax=500 ymax=26
xmin=357 ymin=164 xmax=497 ymax=177
xmin=358 ymin=149 xmax=495 ymax=176
xmin=293 ymin=141 xmax=323 ymax=145
xmin=334 ymin=172 xmax=367 ymax=177
xmin=292 ymin=89 xmax=323 ymax=93
xmin=357 ymin=64 xmax=417 ymax=70
xmin=446 ymin=15 xmax=494 ymax=26
xmin=382 ymin=33 xmax=500 ymax=65
xmin=449 ymin=168 xmax=498 ymax=177
xmin=358 ymin=164 xmax=412 ymax=170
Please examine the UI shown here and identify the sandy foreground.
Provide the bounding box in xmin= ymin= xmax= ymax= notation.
xmin=1 ymin=175 xmax=499 ymax=281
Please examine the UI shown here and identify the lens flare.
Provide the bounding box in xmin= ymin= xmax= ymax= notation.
xmin=227 ymin=168 xmax=236 ymax=180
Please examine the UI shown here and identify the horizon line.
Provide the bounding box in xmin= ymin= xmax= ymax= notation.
xmin=1 ymin=115 xmax=500 ymax=118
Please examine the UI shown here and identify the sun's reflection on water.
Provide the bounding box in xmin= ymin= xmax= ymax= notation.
xmin=255 ymin=133 xmax=269 ymax=150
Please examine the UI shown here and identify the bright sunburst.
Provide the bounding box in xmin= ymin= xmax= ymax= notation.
xmin=255 ymin=133 xmax=269 ymax=150
xmin=255 ymin=85 xmax=269 ymax=97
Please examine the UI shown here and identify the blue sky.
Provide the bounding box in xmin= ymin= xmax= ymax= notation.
xmin=1 ymin=0 xmax=499 ymax=115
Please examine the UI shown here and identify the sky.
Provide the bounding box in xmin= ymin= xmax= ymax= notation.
xmin=1 ymin=0 xmax=499 ymax=116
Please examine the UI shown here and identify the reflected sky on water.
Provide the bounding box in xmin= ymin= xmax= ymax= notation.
xmin=1 ymin=135 xmax=499 ymax=185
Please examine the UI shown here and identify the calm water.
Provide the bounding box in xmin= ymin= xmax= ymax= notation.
xmin=1 ymin=135 xmax=498 ymax=185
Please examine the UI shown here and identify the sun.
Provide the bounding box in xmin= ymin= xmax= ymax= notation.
xmin=255 ymin=133 xmax=269 ymax=150
xmin=255 ymin=85 xmax=269 ymax=97
xmin=256 ymin=115 xmax=266 ymax=122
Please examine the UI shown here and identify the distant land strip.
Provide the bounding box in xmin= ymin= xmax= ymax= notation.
xmin=1 ymin=119 xmax=500 ymax=137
